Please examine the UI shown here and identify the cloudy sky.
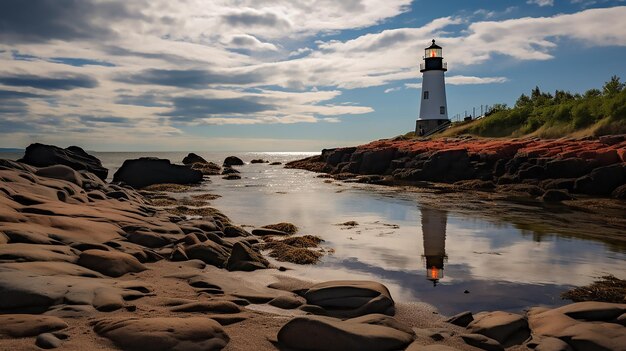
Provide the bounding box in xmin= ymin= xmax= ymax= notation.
xmin=1 ymin=0 xmax=625 ymax=151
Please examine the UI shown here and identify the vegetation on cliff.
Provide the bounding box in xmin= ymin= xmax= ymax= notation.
xmin=446 ymin=76 xmax=626 ymax=138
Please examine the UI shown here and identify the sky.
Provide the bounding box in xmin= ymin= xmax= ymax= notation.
xmin=1 ymin=0 xmax=626 ymax=151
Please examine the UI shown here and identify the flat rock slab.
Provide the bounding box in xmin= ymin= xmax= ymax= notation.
xmin=535 ymin=337 xmax=573 ymax=351
xmin=0 ymin=243 xmax=77 ymax=263
xmin=94 ymin=317 xmax=229 ymax=351
xmin=303 ymin=280 xmax=395 ymax=318
xmin=555 ymin=322 xmax=626 ymax=351
xmin=277 ymin=315 xmax=414 ymax=351
xmin=553 ymin=301 xmax=626 ymax=321
xmin=251 ymin=228 xmax=290 ymax=236
xmin=169 ymin=301 xmax=241 ymax=314
xmin=460 ymin=333 xmax=504 ymax=351
xmin=467 ymin=311 xmax=528 ymax=345
xmin=0 ymin=271 xmax=150 ymax=312
xmin=0 ymin=315 xmax=67 ymax=337
xmin=406 ymin=344 xmax=461 ymax=351
xmin=77 ymin=249 xmax=146 ymax=277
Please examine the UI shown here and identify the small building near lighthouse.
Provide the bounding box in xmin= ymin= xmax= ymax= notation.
xmin=416 ymin=39 xmax=449 ymax=136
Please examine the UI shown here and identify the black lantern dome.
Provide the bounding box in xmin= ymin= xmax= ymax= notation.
xmin=421 ymin=39 xmax=447 ymax=72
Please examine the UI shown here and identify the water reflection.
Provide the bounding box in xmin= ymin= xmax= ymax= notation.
xmin=421 ymin=207 xmax=447 ymax=286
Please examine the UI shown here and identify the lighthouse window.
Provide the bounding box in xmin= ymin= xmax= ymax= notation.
xmin=423 ymin=91 xmax=429 ymax=99
xmin=440 ymin=106 xmax=445 ymax=114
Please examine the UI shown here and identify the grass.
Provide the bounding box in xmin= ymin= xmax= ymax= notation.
xmin=262 ymin=222 xmax=298 ymax=234
xmin=441 ymin=76 xmax=626 ymax=139
xmin=561 ymin=275 xmax=626 ymax=303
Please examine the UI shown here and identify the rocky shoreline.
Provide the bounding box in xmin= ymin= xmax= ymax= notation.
xmin=286 ymin=135 xmax=626 ymax=200
xmin=1 ymin=144 xmax=625 ymax=351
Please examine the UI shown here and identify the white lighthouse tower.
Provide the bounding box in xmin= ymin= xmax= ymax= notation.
xmin=416 ymin=39 xmax=449 ymax=136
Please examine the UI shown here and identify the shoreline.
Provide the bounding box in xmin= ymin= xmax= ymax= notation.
xmin=1 ymin=144 xmax=625 ymax=351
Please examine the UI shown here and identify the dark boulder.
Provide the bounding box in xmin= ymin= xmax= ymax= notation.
xmin=545 ymin=158 xmax=594 ymax=179
xmin=19 ymin=143 xmax=108 ymax=180
xmin=541 ymin=189 xmax=573 ymax=202
xmin=225 ymin=242 xmax=269 ymax=271
xmin=574 ymin=164 xmax=625 ymax=196
xmin=112 ymin=158 xmax=203 ymax=188
xmin=323 ymin=147 xmax=357 ymax=166
xmin=358 ymin=148 xmax=397 ymax=174
xmin=182 ymin=153 xmax=207 ymax=165
xmin=419 ymin=149 xmax=473 ymax=182
xmin=611 ymin=184 xmax=626 ymax=199
xmin=250 ymin=159 xmax=268 ymax=164
xmin=191 ymin=162 xmax=221 ymax=175
xmin=221 ymin=167 xmax=240 ymax=175
xmin=223 ymin=156 xmax=244 ymax=167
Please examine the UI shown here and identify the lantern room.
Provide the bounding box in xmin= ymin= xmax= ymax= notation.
xmin=425 ymin=39 xmax=442 ymax=58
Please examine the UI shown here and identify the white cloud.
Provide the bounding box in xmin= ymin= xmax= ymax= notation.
xmin=1 ymin=2 xmax=625 ymax=149
xmin=527 ymin=0 xmax=555 ymax=6
xmin=384 ymin=87 xmax=402 ymax=93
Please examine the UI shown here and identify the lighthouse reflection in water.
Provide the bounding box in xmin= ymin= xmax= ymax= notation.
xmin=421 ymin=207 xmax=448 ymax=286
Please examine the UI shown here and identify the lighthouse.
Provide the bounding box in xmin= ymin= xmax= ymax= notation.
xmin=420 ymin=207 xmax=448 ymax=286
xmin=416 ymin=39 xmax=449 ymax=136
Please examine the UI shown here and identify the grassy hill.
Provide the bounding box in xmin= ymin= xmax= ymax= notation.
xmin=440 ymin=76 xmax=626 ymax=139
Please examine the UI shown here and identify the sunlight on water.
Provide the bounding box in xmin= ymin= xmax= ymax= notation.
xmin=3 ymin=150 xmax=624 ymax=314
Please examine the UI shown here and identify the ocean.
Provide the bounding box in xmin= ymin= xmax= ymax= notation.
xmin=1 ymin=150 xmax=624 ymax=314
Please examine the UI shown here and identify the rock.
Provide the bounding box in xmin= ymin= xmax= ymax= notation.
xmin=222 ymin=174 xmax=241 ymax=180
xmin=0 ymin=315 xmax=68 ymax=337
xmin=445 ymin=311 xmax=474 ymax=327
xmin=556 ymin=322 xmax=626 ymax=351
xmin=19 ymin=143 xmax=108 ymax=180
xmin=0 ymin=243 xmax=77 ymax=263
xmin=250 ymin=159 xmax=268 ymax=164
xmin=553 ymin=301 xmax=626 ymax=321
xmin=251 ymin=228 xmax=290 ymax=236
xmin=36 ymin=332 xmax=63 ymax=349
xmin=225 ymin=242 xmax=269 ymax=272
xmin=269 ymin=295 xmax=306 ymax=309
xmin=170 ymin=301 xmax=241 ymax=314
xmin=182 ymin=153 xmax=207 ymax=165
xmin=93 ymin=317 xmax=229 ymax=351
xmin=223 ymin=226 xmax=250 ymax=238
xmin=545 ymin=158 xmax=593 ymax=179
xmin=185 ymin=242 xmax=229 ymax=268
xmin=221 ymin=167 xmax=240 ymax=175
xmin=191 ymin=162 xmax=221 ymax=175
xmin=535 ymin=337 xmax=573 ymax=351
xmin=461 ymin=333 xmax=504 ymax=351
xmin=612 ymin=184 xmax=626 ymax=199
xmin=113 ymin=157 xmax=203 ymax=188
xmin=277 ymin=315 xmax=414 ymax=351
xmin=467 ymin=311 xmax=529 ymax=346
xmin=541 ymin=189 xmax=573 ymax=202
xmin=406 ymin=344 xmax=460 ymax=351
xmin=126 ymin=230 xmax=172 ymax=248
xmin=35 ymin=165 xmax=83 ymax=186
xmin=574 ymin=164 xmax=625 ymax=196
xmin=303 ymin=280 xmax=395 ymax=318
xmin=358 ymin=147 xmax=397 ymax=174
xmin=77 ymin=249 xmax=147 ymax=277
xmin=223 ymin=156 xmax=244 ymax=167
xmin=270 ymin=162 xmax=282 ymax=165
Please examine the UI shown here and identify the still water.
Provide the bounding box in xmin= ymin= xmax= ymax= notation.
xmin=2 ymin=151 xmax=624 ymax=314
